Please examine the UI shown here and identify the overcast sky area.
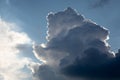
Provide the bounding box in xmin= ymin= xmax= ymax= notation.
xmin=0 ymin=0 xmax=120 ymax=80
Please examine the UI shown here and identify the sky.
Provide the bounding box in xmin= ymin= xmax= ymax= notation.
xmin=0 ymin=0 xmax=120 ymax=80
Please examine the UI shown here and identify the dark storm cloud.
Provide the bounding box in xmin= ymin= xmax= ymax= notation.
xmin=92 ymin=0 xmax=110 ymax=8
xmin=61 ymin=48 xmax=120 ymax=80
xmin=32 ymin=7 xmax=120 ymax=80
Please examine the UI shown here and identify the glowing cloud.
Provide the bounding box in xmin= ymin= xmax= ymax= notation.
xmin=0 ymin=18 xmax=32 ymax=80
xmin=32 ymin=7 xmax=120 ymax=80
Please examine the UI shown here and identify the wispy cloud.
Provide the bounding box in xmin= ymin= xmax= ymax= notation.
xmin=92 ymin=0 xmax=110 ymax=8
xmin=5 ymin=0 xmax=10 ymax=5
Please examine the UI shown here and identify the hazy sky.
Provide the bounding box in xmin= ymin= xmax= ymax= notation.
xmin=0 ymin=0 xmax=120 ymax=80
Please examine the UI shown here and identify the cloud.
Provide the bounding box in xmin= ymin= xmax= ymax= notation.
xmin=0 ymin=18 xmax=34 ymax=80
xmin=0 ymin=0 xmax=10 ymax=5
xmin=33 ymin=7 xmax=120 ymax=80
xmin=92 ymin=0 xmax=110 ymax=8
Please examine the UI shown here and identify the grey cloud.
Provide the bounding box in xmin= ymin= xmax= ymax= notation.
xmin=32 ymin=65 xmax=65 ymax=80
xmin=32 ymin=7 xmax=120 ymax=80
xmin=47 ymin=7 xmax=84 ymax=40
xmin=92 ymin=0 xmax=110 ymax=8
xmin=61 ymin=48 xmax=116 ymax=79
xmin=0 ymin=74 xmax=4 ymax=80
xmin=16 ymin=44 xmax=33 ymax=57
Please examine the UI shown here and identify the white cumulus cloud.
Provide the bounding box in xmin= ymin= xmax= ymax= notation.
xmin=0 ymin=18 xmax=33 ymax=80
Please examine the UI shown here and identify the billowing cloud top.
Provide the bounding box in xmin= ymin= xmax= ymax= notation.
xmin=32 ymin=7 xmax=120 ymax=80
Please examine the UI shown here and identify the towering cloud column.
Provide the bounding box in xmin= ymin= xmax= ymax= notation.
xmin=32 ymin=8 xmax=120 ymax=80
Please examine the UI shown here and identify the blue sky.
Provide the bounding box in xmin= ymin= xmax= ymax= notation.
xmin=0 ymin=0 xmax=120 ymax=80
xmin=0 ymin=0 xmax=120 ymax=52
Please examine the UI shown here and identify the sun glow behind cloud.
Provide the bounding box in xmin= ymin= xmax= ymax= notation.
xmin=31 ymin=7 xmax=120 ymax=80
xmin=0 ymin=18 xmax=33 ymax=80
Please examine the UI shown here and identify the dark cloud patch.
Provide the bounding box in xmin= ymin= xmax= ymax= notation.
xmin=92 ymin=0 xmax=110 ymax=8
xmin=61 ymin=48 xmax=120 ymax=80
xmin=32 ymin=7 xmax=120 ymax=80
